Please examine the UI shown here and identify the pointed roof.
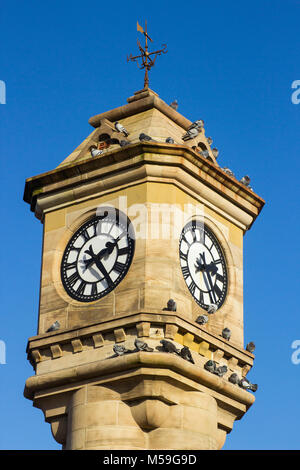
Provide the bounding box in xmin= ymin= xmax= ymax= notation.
xmin=57 ymin=88 xmax=218 ymax=168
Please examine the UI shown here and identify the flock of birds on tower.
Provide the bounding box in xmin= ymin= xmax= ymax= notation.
xmin=46 ymin=298 xmax=257 ymax=393
xmin=89 ymin=100 xmax=253 ymax=191
xmin=47 ymin=100 xmax=256 ymax=393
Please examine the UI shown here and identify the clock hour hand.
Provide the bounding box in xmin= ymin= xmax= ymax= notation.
xmin=83 ymin=245 xmax=113 ymax=286
xmin=83 ymin=241 xmax=116 ymax=270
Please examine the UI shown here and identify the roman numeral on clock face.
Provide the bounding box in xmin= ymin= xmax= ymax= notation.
xmin=67 ymin=271 xmax=80 ymax=287
xmin=76 ymin=281 xmax=86 ymax=296
xmin=189 ymin=280 xmax=196 ymax=296
xmin=117 ymin=246 xmax=129 ymax=256
xmin=182 ymin=265 xmax=190 ymax=279
xmin=114 ymin=261 xmax=126 ymax=274
xmin=65 ymin=260 xmax=77 ymax=271
xmin=91 ymin=283 xmax=98 ymax=296
xmin=81 ymin=229 xmax=90 ymax=242
xmin=179 ymin=249 xmax=187 ymax=262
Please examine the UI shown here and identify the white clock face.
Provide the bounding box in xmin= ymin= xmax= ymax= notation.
xmin=61 ymin=209 xmax=135 ymax=302
xmin=179 ymin=221 xmax=228 ymax=310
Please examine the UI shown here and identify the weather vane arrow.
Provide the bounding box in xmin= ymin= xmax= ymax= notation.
xmin=127 ymin=20 xmax=167 ymax=89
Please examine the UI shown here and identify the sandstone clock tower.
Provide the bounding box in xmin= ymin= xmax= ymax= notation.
xmin=23 ymin=86 xmax=264 ymax=450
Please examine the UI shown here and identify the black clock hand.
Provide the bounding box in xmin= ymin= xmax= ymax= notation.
xmin=205 ymin=262 xmax=218 ymax=276
xmin=93 ymin=257 xmax=113 ymax=287
xmin=83 ymin=242 xmax=117 ymax=270
xmin=199 ymin=252 xmax=216 ymax=300
xmin=83 ymin=245 xmax=113 ymax=285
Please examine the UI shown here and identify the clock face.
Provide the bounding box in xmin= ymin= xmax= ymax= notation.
xmin=179 ymin=221 xmax=228 ymax=310
xmin=61 ymin=210 xmax=135 ymax=302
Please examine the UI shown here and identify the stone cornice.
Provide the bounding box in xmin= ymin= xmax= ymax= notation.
xmin=23 ymin=142 xmax=265 ymax=229
xmin=27 ymin=310 xmax=254 ymax=365
xmin=88 ymin=89 xmax=192 ymax=130
xmin=24 ymin=350 xmax=255 ymax=411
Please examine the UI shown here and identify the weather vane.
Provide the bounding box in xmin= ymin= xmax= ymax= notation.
xmin=127 ymin=21 xmax=167 ymax=89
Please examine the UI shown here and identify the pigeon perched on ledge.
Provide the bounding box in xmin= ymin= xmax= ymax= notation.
xmin=134 ymin=338 xmax=154 ymax=352
xmin=211 ymin=148 xmax=219 ymax=158
xmin=113 ymin=344 xmax=131 ymax=356
xmin=46 ymin=321 xmax=60 ymax=333
xmin=222 ymin=328 xmax=231 ymax=341
xmin=180 ymin=346 xmax=195 ymax=364
xmin=165 ymin=137 xmax=175 ymax=144
xmin=196 ymin=314 xmax=208 ymax=325
xmin=215 ymin=365 xmax=227 ymax=377
xmin=239 ymin=377 xmax=258 ymax=392
xmin=114 ymin=121 xmax=129 ymax=137
xmin=139 ymin=132 xmax=156 ymax=142
xmin=90 ymin=146 xmax=103 ymax=157
xmin=160 ymin=339 xmax=181 ymax=355
xmin=240 ymin=175 xmax=253 ymax=190
xmin=228 ymin=373 xmax=240 ymax=385
xmin=163 ymin=299 xmax=177 ymax=311
xmin=119 ymin=139 xmax=130 ymax=147
xmin=169 ymin=99 xmax=178 ymax=110
xmin=246 ymin=342 xmax=256 ymax=353
xmin=204 ymin=360 xmax=227 ymax=377
xmin=199 ymin=149 xmax=210 ymax=158
xmin=205 ymin=304 xmax=218 ymax=314
xmin=222 ymin=167 xmax=235 ymax=178
xmin=182 ymin=127 xmax=200 ymax=141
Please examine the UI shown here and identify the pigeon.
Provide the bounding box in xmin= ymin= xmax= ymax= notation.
xmin=139 ymin=132 xmax=156 ymax=142
xmin=119 ymin=139 xmax=130 ymax=147
xmin=196 ymin=314 xmax=208 ymax=325
xmin=240 ymin=175 xmax=251 ymax=187
xmin=90 ymin=146 xmax=103 ymax=157
xmin=46 ymin=321 xmax=60 ymax=332
xmin=113 ymin=344 xmax=131 ymax=356
xmin=246 ymin=342 xmax=256 ymax=353
xmin=222 ymin=167 xmax=235 ymax=178
xmin=182 ymin=127 xmax=200 ymax=141
xmin=205 ymin=304 xmax=218 ymax=314
xmin=228 ymin=373 xmax=240 ymax=385
xmin=204 ymin=360 xmax=217 ymax=374
xmin=199 ymin=150 xmax=210 ymax=158
xmin=163 ymin=299 xmax=177 ymax=311
xmin=215 ymin=365 xmax=228 ymax=377
xmin=239 ymin=377 xmax=258 ymax=392
xmin=165 ymin=137 xmax=175 ymax=144
xmin=134 ymin=338 xmax=154 ymax=352
xmin=180 ymin=346 xmax=195 ymax=364
xmin=160 ymin=339 xmax=180 ymax=355
xmin=212 ymin=148 xmax=219 ymax=158
xmin=207 ymin=137 xmax=213 ymax=145
xmin=114 ymin=121 xmax=129 ymax=137
xmin=188 ymin=120 xmax=204 ymax=130
xmin=169 ymin=99 xmax=178 ymax=111
xmin=240 ymin=175 xmax=253 ymax=190
xmin=222 ymin=328 xmax=231 ymax=341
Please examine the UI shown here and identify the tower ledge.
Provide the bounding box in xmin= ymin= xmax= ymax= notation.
xmin=88 ymin=88 xmax=192 ymax=131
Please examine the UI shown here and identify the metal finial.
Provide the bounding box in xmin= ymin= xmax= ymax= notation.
xmin=127 ymin=21 xmax=167 ymax=89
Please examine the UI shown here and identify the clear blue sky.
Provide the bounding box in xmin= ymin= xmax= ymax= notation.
xmin=0 ymin=0 xmax=299 ymax=450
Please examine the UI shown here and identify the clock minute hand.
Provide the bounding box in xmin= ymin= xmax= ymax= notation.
xmin=199 ymin=252 xmax=216 ymax=297
xmin=93 ymin=257 xmax=113 ymax=287
xmin=83 ymin=245 xmax=113 ymax=286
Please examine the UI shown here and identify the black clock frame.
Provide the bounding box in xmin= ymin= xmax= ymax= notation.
xmin=61 ymin=209 xmax=135 ymax=302
xmin=179 ymin=220 xmax=228 ymax=310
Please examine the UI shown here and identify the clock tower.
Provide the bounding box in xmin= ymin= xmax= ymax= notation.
xmin=24 ymin=87 xmax=264 ymax=450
